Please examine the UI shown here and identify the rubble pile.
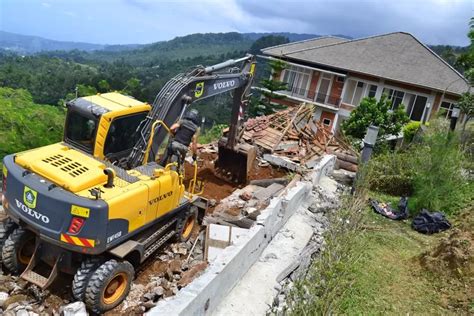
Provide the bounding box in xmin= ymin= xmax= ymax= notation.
xmin=204 ymin=180 xmax=287 ymax=229
xmin=120 ymin=234 xmax=207 ymax=313
xmin=243 ymin=104 xmax=359 ymax=172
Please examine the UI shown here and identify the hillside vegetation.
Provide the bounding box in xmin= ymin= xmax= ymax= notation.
xmin=0 ymin=87 xmax=64 ymax=163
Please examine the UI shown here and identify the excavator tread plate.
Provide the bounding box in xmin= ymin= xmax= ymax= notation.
xmin=144 ymin=231 xmax=175 ymax=259
xmin=21 ymin=270 xmax=48 ymax=288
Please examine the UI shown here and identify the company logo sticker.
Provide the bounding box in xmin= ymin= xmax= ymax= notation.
xmin=23 ymin=186 xmax=37 ymax=209
xmin=195 ymin=82 xmax=204 ymax=98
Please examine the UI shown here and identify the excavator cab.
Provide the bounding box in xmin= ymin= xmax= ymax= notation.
xmin=64 ymin=93 xmax=151 ymax=165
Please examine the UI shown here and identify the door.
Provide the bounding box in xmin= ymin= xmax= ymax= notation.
xmin=316 ymin=73 xmax=331 ymax=103
xmin=409 ymin=96 xmax=428 ymax=121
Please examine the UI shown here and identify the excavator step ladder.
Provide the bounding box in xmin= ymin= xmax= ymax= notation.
xmin=20 ymin=241 xmax=62 ymax=289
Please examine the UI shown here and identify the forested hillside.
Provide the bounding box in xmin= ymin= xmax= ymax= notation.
xmin=0 ymin=87 xmax=64 ymax=163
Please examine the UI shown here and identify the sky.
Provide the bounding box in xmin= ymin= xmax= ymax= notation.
xmin=0 ymin=0 xmax=472 ymax=46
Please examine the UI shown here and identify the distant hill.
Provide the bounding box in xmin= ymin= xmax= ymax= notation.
xmin=0 ymin=30 xmax=334 ymax=56
xmin=0 ymin=31 xmax=142 ymax=54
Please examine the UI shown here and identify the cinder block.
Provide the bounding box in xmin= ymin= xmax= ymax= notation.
xmin=309 ymin=154 xmax=336 ymax=185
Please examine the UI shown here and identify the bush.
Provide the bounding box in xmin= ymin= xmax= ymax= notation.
xmin=197 ymin=124 xmax=227 ymax=144
xmin=368 ymin=151 xmax=415 ymax=196
xmin=402 ymin=121 xmax=421 ymax=143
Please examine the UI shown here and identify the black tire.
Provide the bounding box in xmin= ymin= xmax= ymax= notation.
xmin=72 ymin=257 xmax=104 ymax=301
xmin=176 ymin=207 xmax=197 ymax=242
xmin=0 ymin=218 xmax=17 ymax=260
xmin=85 ymin=259 xmax=134 ymax=314
xmin=2 ymin=227 xmax=35 ymax=274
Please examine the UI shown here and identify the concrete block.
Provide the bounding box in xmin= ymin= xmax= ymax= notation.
xmin=254 ymin=183 xmax=285 ymax=201
xmin=263 ymin=154 xmax=301 ymax=172
xmin=207 ymin=224 xmax=250 ymax=262
xmin=309 ymin=154 xmax=336 ymax=186
xmin=274 ymin=141 xmax=299 ymax=151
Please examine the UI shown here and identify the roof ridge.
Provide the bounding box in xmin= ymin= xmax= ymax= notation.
xmin=404 ymin=32 xmax=470 ymax=87
xmin=261 ymin=35 xmax=343 ymax=52
xmin=283 ymin=31 xmax=406 ymax=56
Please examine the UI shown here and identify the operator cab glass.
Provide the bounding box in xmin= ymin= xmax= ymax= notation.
xmin=65 ymin=111 xmax=98 ymax=153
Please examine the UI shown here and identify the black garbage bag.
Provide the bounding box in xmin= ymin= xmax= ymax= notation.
xmin=370 ymin=197 xmax=409 ymax=220
xmin=411 ymin=209 xmax=451 ymax=234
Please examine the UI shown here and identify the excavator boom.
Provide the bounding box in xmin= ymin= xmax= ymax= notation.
xmin=125 ymin=55 xmax=256 ymax=170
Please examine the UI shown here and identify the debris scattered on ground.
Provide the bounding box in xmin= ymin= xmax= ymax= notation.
xmin=412 ymin=209 xmax=451 ymax=234
xmin=242 ymin=104 xmax=358 ymax=172
xmin=370 ymin=197 xmax=409 ymax=220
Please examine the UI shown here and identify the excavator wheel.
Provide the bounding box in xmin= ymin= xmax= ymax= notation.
xmin=176 ymin=207 xmax=197 ymax=242
xmin=0 ymin=218 xmax=18 ymax=262
xmin=2 ymin=227 xmax=35 ymax=274
xmin=85 ymin=259 xmax=134 ymax=314
xmin=72 ymin=257 xmax=104 ymax=301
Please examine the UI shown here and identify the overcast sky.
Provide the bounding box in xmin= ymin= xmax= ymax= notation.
xmin=0 ymin=0 xmax=472 ymax=46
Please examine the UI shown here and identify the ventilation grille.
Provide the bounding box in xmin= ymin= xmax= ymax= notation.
xmin=42 ymin=154 xmax=89 ymax=178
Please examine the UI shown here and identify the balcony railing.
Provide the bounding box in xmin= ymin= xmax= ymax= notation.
xmin=276 ymin=86 xmax=341 ymax=108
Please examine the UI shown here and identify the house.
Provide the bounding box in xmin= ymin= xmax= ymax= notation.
xmin=259 ymin=32 xmax=471 ymax=133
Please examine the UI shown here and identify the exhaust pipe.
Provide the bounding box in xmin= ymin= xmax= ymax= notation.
xmin=104 ymin=168 xmax=115 ymax=188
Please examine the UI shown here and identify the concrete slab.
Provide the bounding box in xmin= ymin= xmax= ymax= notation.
xmin=212 ymin=207 xmax=315 ymax=316
xmin=207 ymin=224 xmax=249 ymax=262
xmin=254 ymin=183 xmax=284 ymax=201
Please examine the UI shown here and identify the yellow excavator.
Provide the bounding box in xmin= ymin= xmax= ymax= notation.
xmin=0 ymin=55 xmax=256 ymax=313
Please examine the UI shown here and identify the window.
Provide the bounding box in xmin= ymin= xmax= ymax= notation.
xmin=440 ymin=101 xmax=456 ymax=119
xmin=281 ymin=65 xmax=311 ymax=97
xmin=322 ymin=118 xmax=332 ymax=126
xmin=367 ymin=85 xmax=378 ymax=98
xmin=336 ymin=76 xmax=345 ymax=83
xmin=65 ymin=111 xmax=98 ymax=153
xmin=383 ymin=88 xmax=405 ymax=109
xmin=104 ymin=112 xmax=148 ymax=157
xmin=405 ymin=93 xmax=428 ymax=121
xmin=342 ymin=79 xmax=366 ymax=106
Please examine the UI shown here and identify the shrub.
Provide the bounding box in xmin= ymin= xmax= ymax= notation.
xmin=367 ymin=151 xmax=415 ymax=196
xmin=402 ymin=121 xmax=421 ymax=143
xmin=197 ymin=124 xmax=227 ymax=144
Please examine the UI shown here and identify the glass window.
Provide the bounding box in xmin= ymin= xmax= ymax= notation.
xmin=352 ymin=81 xmax=365 ymax=106
xmin=440 ymin=101 xmax=456 ymax=119
xmin=343 ymin=79 xmax=366 ymax=106
xmin=65 ymin=111 xmax=98 ymax=153
xmin=383 ymin=88 xmax=405 ymax=109
xmin=342 ymin=80 xmax=356 ymax=104
xmin=281 ymin=65 xmax=311 ymax=97
xmin=104 ymin=112 xmax=148 ymax=156
xmin=367 ymin=85 xmax=378 ymax=98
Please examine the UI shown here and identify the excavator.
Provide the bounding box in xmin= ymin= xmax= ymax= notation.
xmin=0 ymin=55 xmax=256 ymax=313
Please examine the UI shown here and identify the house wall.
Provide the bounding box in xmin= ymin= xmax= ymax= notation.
xmin=329 ymin=78 xmax=344 ymax=104
xmin=307 ymin=71 xmax=321 ymax=100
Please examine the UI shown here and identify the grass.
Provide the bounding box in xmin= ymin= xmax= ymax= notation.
xmin=336 ymin=195 xmax=444 ymax=314
xmin=289 ymin=191 xmax=473 ymax=315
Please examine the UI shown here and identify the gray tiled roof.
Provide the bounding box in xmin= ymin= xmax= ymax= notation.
xmin=263 ymin=32 xmax=470 ymax=96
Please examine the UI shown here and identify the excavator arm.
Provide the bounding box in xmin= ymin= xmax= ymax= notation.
xmin=125 ymin=55 xmax=256 ymax=169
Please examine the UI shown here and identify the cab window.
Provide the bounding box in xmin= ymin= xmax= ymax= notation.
xmin=104 ymin=112 xmax=147 ymax=158
xmin=65 ymin=111 xmax=98 ymax=153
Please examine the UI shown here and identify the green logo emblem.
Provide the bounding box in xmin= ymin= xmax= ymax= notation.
xmin=24 ymin=187 xmax=37 ymax=209
xmin=195 ymin=82 xmax=204 ymax=98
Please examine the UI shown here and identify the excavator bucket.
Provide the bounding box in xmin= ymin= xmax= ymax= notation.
xmin=215 ymin=140 xmax=257 ymax=184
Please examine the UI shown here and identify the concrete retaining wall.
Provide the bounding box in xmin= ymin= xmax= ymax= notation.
xmin=148 ymin=154 xmax=336 ymax=316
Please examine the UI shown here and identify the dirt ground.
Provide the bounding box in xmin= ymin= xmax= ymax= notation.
xmin=184 ymin=152 xmax=287 ymax=203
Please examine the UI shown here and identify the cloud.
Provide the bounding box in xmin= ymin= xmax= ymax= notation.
xmin=233 ymin=0 xmax=472 ymax=45
xmin=41 ymin=2 xmax=51 ymax=7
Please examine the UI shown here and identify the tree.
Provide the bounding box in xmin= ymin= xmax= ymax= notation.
xmin=122 ymin=77 xmax=141 ymax=96
xmin=98 ymin=79 xmax=110 ymax=93
xmin=342 ymin=95 xmax=410 ymax=140
xmin=249 ymin=60 xmax=288 ymax=117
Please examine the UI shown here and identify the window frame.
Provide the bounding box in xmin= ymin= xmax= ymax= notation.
xmin=64 ymin=109 xmax=99 ymax=154
xmin=281 ymin=65 xmax=312 ymax=97
xmin=103 ymin=111 xmax=148 ymax=158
